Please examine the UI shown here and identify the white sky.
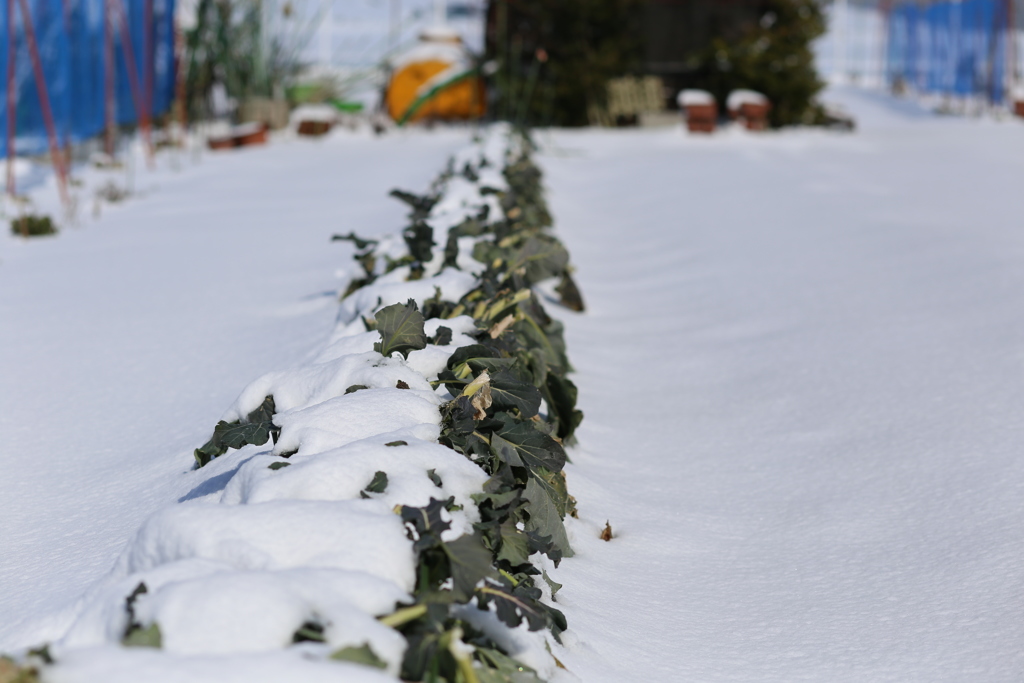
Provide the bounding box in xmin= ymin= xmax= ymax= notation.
xmin=175 ymin=0 xmax=486 ymax=72
xmin=299 ymin=0 xmax=486 ymax=69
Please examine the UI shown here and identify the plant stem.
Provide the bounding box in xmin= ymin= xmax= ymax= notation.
xmin=378 ymin=603 xmax=428 ymax=628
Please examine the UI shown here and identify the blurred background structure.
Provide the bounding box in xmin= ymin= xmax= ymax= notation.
xmin=0 ymin=0 xmax=177 ymax=160
xmin=3 ymin=0 xmax=1024 ymax=197
xmin=816 ymin=0 xmax=1018 ymax=111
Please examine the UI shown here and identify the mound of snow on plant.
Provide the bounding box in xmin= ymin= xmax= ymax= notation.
xmin=24 ymin=127 xmax=576 ymax=683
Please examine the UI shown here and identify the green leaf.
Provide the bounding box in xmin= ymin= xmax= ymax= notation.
xmin=443 ymin=533 xmax=494 ymax=602
xmin=495 ymin=521 xmax=531 ymax=567
xmin=472 ymin=488 xmax=522 ymax=516
xmin=475 ymin=580 xmax=549 ymax=631
xmin=524 ymin=530 xmax=560 ymax=564
xmin=441 ymin=345 xmax=515 ymax=395
xmin=427 ymin=469 xmax=443 ymax=487
xmin=390 ymin=188 xmax=438 ymax=221
xmin=385 ymin=440 xmax=408 ymax=447
xmin=403 ymin=220 xmax=436 ymax=263
xmin=555 ymin=271 xmax=585 ymax=312
xmin=489 ymin=432 xmax=523 ymax=467
xmin=268 ymin=462 xmax=290 ymax=470
xmin=495 ymin=415 xmax=566 ymax=473
xmin=364 ymin=471 xmax=389 ymax=494
xmin=118 ymin=581 xmax=158 ymax=651
xmin=292 ymin=622 xmax=326 ymax=643
xmin=440 ymin=395 xmax=478 ymax=437
xmin=508 ymin=236 xmax=569 ymax=284
xmin=432 ymin=326 xmax=453 ymax=346
xmin=246 ymin=395 xmax=276 ymax=424
xmin=331 ymin=232 xmax=378 ymax=250
xmin=474 ymin=647 xmax=544 ymax=683
xmin=25 ymin=644 xmax=52 ymax=665
xmin=194 ymin=396 xmax=278 ymax=467
xmin=193 ymin=423 xmax=233 ymax=467
xmin=446 ymin=344 xmax=505 ymax=376
xmin=216 ymin=421 xmax=273 ymax=451
xmin=400 ymin=498 xmax=452 ymax=552
xmin=544 ymin=373 xmax=583 ymax=441
xmin=399 ymin=614 xmax=470 ymax=682
xmin=122 ymin=581 xmax=161 ymax=648
xmin=443 ymin=216 xmax=486 ymax=268
xmin=512 ymin=317 xmax=565 ymax=377
xmin=373 ymin=300 xmax=427 ymax=359
xmin=541 ymin=570 xmax=562 ymax=598
xmin=530 ymin=467 xmax=573 ymax=519
xmin=124 ymin=582 xmax=147 ymax=622
xmin=489 ymin=370 xmax=542 ymax=418
xmin=330 ymin=643 xmax=387 ymax=670
xmin=523 ymin=477 xmax=574 ymax=560
xmin=345 ymin=384 xmax=369 ymax=394
xmin=472 ymin=239 xmax=502 ymax=268
xmin=122 ymin=623 xmax=161 ymax=648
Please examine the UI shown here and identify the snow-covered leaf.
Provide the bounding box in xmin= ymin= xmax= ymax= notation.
xmin=330 ymin=643 xmax=387 ymax=669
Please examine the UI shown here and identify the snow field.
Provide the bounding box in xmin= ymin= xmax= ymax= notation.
xmin=15 ymin=127 xmax=579 ymax=682
xmin=534 ymin=87 xmax=1024 ymax=682
xmin=0 ymin=127 xmax=476 ymax=651
xmin=14 ymin=84 xmax=1014 ymax=683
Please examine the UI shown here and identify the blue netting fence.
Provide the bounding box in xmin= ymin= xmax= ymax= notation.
xmin=887 ymin=0 xmax=1009 ymax=104
xmin=0 ymin=0 xmax=176 ymax=159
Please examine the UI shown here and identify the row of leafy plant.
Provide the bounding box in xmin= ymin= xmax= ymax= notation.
xmin=187 ymin=131 xmax=586 ymax=682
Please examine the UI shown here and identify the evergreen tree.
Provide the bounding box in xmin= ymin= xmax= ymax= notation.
xmin=486 ymin=0 xmax=826 ymax=129
xmin=688 ymin=0 xmax=826 ymax=127
xmin=486 ymin=0 xmax=644 ymax=127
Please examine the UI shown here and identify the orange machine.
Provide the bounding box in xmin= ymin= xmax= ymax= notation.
xmin=386 ymin=26 xmax=485 ymax=124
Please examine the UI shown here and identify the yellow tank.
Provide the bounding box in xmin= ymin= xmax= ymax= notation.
xmin=386 ymin=26 xmax=485 ymax=123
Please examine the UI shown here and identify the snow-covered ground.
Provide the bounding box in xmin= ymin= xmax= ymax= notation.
xmin=0 ymin=129 xmax=473 ymax=649
xmin=3 ymin=86 xmax=1024 ymax=680
xmin=543 ymin=88 xmax=1024 ymax=681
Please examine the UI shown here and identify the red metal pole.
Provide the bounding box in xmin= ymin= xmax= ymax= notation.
xmin=16 ymin=0 xmax=69 ymax=207
xmin=112 ymin=0 xmax=153 ymax=162
xmin=6 ymin=0 xmax=16 ymax=196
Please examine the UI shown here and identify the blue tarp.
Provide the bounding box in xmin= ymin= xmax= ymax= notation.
xmin=888 ymin=0 xmax=1008 ymax=104
xmin=0 ymin=0 xmax=176 ymax=158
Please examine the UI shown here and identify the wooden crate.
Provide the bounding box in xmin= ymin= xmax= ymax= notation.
xmin=297 ymin=120 xmax=333 ymax=137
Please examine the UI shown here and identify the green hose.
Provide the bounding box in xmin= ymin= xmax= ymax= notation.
xmin=396 ymin=67 xmax=481 ymax=127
